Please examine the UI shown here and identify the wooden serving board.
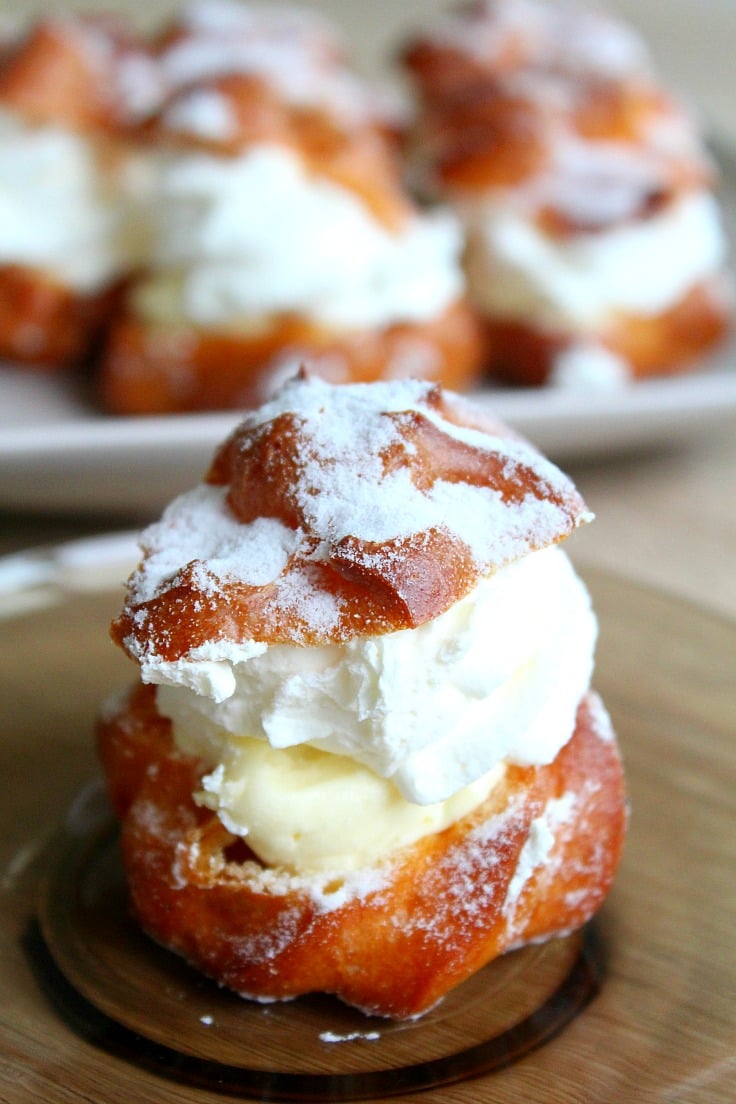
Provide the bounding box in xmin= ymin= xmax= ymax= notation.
xmin=0 ymin=569 xmax=734 ymax=1103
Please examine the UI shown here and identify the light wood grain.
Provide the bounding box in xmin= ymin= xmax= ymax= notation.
xmin=1 ymin=571 xmax=735 ymax=1102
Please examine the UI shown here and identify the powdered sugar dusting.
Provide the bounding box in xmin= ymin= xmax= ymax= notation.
xmin=260 ymin=568 xmax=343 ymax=640
xmin=128 ymin=484 xmax=300 ymax=605
xmin=226 ymin=375 xmax=579 ymax=563
xmin=158 ymin=1 xmax=388 ymax=127
xmin=407 ymin=0 xmax=715 ymax=239
xmin=585 ymin=690 xmax=615 ymax=742
xmin=386 ymin=797 xmax=527 ymax=948
xmin=422 ymin=0 xmax=650 ymax=82
xmin=217 ymin=848 xmax=393 ymax=914
xmin=119 ymin=375 xmax=588 ymax=659
xmin=163 ymin=88 xmax=238 ymax=141
xmin=530 ymin=135 xmax=669 ymax=230
xmin=503 ymin=790 xmax=576 ymax=919
xmin=320 ymin=1030 xmax=380 ymax=1043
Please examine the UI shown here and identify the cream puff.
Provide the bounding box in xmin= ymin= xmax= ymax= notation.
xmin=402 ymin=0 xmax=732 ymax=387
xmin=98 ymin=372 xmax=626 ymax=1018
xmin=99 ymin=2 xmax=482 ymax=414
xmin=0 ymin=15 xmax=157 ymax=367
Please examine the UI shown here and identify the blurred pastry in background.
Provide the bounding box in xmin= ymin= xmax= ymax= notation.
xmin=0 ymin=16 xmax=156 ymax=368
xmin=100 ymin=1 xmax=482 ymax=414
xmin=402 ymin=0 xmax=732 ymax=388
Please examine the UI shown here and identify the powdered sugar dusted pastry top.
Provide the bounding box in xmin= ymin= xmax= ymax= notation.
xmin=403 ymin=0 xmax=714 ymax=229
xmin=114 ymin=373 xmax=590 ymax=663
xmin=0 ymin=15 xmax=159 ymax=133
xmin=410 ymin=0 xmax=650 ymax=84
xmin=153 ymin=0 xmax=399 ymax=133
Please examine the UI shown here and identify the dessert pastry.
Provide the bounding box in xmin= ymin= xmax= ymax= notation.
xmin=98 ymin=372 xmax=626 ymax=1019
xmin=0 ymin=16 xmax=156 ymax=367
xmin=402 ymin=0 xmax=732 ymax=387
xmin=100 ymin=1 xmax=481 ymax=414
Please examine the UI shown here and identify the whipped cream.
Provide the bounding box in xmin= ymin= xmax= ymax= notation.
xmin=460 ymin=190 xmax=727 ymax=328
xmin=156 ymin=543 xmax=597 ymax=808
xmin=132 ymin=144 xmax=464 ymax=331
xmin=0 ymin=109 xmax=148 ymax=290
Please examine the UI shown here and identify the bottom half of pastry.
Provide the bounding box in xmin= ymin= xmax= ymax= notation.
xmin=98 ymin=300 xmax=484 ymax=414
xmin=0 ymin=263 xmax=120 ymax=368
xmin=97 ymin=682 xmax=627 ymax=1020
xmin=482 ymin=276 xmax=731 ymax=388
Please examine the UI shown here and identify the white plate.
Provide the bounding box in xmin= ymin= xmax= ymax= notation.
xmin=0 ymin=3 xmax=735 ymax=516
xmin=2 ymin=360 xmax=736 ymax=516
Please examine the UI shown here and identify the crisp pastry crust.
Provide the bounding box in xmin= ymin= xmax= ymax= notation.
xmin=485 ymin=276 xmax=733 ymax=386
xmin=404 ymin=53 xmax=711 ymax=215
xmin=98 ymin=682 xmax=626 ymax=1019
xmin=0 ymin=264 xmax=121 ymax=367
xmin=100 ymin=300 xmax=483 ymax=414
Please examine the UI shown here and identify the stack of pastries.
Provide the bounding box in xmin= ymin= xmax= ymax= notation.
xmin=403 ymin=0 xmax=732 ymax=387
xmin=98 ymin=373 xmax=627 ymax=1018
xmin=97 ymin=0 xmax=483 ymax=412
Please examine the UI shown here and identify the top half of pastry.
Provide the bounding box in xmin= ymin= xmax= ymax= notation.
xmin=0 ymin=2 xmax=395 ymax=146
xmin=131 ymin=1 xmax=411 ymax=231
xmin=112 ymin=372 xmax=591 ymax=676
xmin=0 ymin=13 xmax=157 ymax=137
xmin=401 ymin=0 xmax=716 ymax=233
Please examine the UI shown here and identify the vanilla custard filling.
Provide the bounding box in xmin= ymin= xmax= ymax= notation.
xmin=0 ymin=109 xmax=147 ymax=290
xmin=192 ymin=740 xmax=506 ymax=874
xmin=132 ymin=144 xmax=465 ymax=331
xmin=155 ymin=543 xmax=596 ymax=873
xmin=460 ymin=190 xmax=727 ymax=328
